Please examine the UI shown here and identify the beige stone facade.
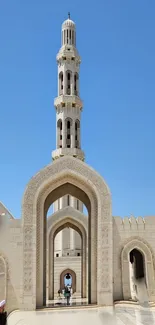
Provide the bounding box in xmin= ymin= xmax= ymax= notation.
xmin=0 ymin=16 xmax=155 ymax=313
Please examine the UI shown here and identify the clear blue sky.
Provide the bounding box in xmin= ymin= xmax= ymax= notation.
xmin=0 ymin=1 xmax=155 ymax=218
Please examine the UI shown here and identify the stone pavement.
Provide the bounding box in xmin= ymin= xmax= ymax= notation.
xmin=7 ymin=304 xmax=155 ymax=325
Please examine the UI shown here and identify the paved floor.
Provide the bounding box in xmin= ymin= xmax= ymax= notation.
xmin=46 ymin=296 xmax=88 ymax=307
xmin=7 ymin=303 xmax=155 ymax=325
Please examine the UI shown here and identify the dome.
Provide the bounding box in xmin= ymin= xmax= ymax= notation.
xmin=62 ymin=18 xmax=75 ymax=29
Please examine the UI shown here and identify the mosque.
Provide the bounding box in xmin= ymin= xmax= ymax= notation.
xmin=0 ymin=15 xmax=155 ymax=313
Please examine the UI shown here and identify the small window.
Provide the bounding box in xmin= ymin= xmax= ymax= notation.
xmin=67 ymin=145 xmax=70 ymax=148
xmin=77 ymin=253 xmax=80 ymax=256
xmin=60 ymin=135 xmax=62 ymax=140
xmin=67 ymin=195 xmax=70 ymax=205
xmin=56 ymin=253 xmax=59 ymax=257
xmin=71 ymin=57 xmax=75 ymax=61
xmin=67 ymin=121 xmax=70 ymax=129
xmin=62 ymin=103 xmax=65 ymax=107
xmin=72 ymin=103 xmax=75 ymax=107
xmin=67 ymin=134 xmax=70 ymax=139
xmin=60 ymin=145 xmax=62 ymax=148
xmin=77 ymin=200 xmax=79 ymax=210
xmin=75 ymin=135 xmax=77 ymax=141
xmin=67 ymin=253 xmax=69 ymax=256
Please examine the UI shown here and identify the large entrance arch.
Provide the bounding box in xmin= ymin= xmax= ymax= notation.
xmin=21 ymin=156 xmax=112 ymax=310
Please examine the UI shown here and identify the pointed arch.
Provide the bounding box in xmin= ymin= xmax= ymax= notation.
xmin=22 ymin=156 xmax=112 ymax=310
xmin=66 ymin=70 xmax=72 ymax=95
xmin=60 ymin=269 xmax=76 ymax=293
xmin=121 ymin=237 xmax=155 ymax=300
xmin=59 ymin=72 xmax=63 ymax=95
xmin=75 ymin=119 xmax=80 ymax=149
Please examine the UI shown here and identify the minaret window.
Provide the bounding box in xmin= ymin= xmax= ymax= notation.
xmin=66 ymin=118 xmax=72 ymax=148
xmin=69 ymin=30 xmax=71 ymax=45
xmin=77 ymin=200 xmax=79 ymax=210
xmin=67 ymin=195 xmax=70 ymax=206
xmin=59 ymin=72 xmax=63 ymax=95
xmin=75 ymin=120 xmax=80 ymax=149
xmin=74 ymin=73 xmax=79 ymax=96
xmin=66 ymin=71 xmax=71 ymax=95
xmin=57 ymin=119 xmax=62 ymax=148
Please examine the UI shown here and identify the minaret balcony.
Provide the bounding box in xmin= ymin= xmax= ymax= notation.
xmin=52 ymin=148 xmax=85 ymax=161
xmin=54 ymin=95 xmax=83 ymax=110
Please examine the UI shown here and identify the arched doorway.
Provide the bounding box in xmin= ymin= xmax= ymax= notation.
xmin=48 ymin=217 xmax=86 ymax=300
xmin=22 ymin=156 xmax=112 ymax=310
xmin=47 ymin=207 xmax=87 ymax=300
xmin=121 ymin=238 xmax=155 ymax=301
xmin=129 ymin=249 xmax=145 ymax=300
xmin=60 ymin=269 xmax=76 ymax=293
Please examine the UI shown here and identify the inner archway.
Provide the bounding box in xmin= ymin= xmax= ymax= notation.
xmin=48 ymin=218 xmax=86 ymax=302
xmin=60 ymin=269 xmax=76 ymax=293
xmin=64 ymin=273 xmax=72 ymax=287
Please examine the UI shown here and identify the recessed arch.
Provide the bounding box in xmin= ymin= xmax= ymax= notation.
xmin=47 ymin=215 xmax=87 ymax=300
xmin=60 ymin=269 xmax=76 ymax=293
xmin=121 ymin=238 xmax=155 ymax=300
xmin=22 ymin=156 xmax=112 ymax=310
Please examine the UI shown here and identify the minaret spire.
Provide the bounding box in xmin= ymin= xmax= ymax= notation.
xmin=52 ymin=17 xmax=84 ymax=161
xmin=68 ymin=12 xmax=70 ymax=19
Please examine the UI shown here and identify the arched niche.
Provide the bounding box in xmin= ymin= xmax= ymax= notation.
xmin=22 ymin=156 xmax=112 ymax=310
xmin=47 ymin=215 xmax=87 ymax=300
xmin=60 ymin=269 xmax=76 ymax=293
xmin=121 ymin=238 xmax=155 ymax=301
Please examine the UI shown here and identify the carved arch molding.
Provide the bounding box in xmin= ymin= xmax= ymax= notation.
xmin=120 ymin=237 xmax=155 ymax=300
xmin=22 ymin=156 xmax=112 ymax=310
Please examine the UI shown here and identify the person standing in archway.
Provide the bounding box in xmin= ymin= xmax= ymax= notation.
xmin=64 ymin=286 xmax=71 ymax=306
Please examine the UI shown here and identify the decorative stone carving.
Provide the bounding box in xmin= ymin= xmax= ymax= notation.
xmin=22 ymin=155 xmax=112 ymax=310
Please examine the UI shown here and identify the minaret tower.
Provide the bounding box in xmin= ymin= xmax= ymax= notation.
xmin=52 ymin=15 xmax=83 ymax=257
xmin=52 ymin=13 xmax=84 ymax=161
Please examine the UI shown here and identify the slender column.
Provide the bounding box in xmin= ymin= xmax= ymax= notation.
xmin=82 ymin=233 xmax=87 ymax=298
xmin=70 ymin=228 xmax=75 ymax=250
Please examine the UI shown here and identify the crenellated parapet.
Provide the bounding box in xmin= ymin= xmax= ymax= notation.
xmin=113 ymin=215 xmax=155 ymax=231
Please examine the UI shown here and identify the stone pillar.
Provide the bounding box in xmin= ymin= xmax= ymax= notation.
xmin=122 ymin=260 xmax=131 ymax=300
xmin=54 ymin=232 xmax=62 ymax=254
xmin=63 ymin=69 xmax=66 ymax=95
xmin=70 ymin=228 xmax=75 ymax=250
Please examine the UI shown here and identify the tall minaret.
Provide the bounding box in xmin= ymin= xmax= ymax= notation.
xmin=52 ymin=13 xmax=84 ymax=162
xmin=52 ymin=15 xmax=83 ymax=257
